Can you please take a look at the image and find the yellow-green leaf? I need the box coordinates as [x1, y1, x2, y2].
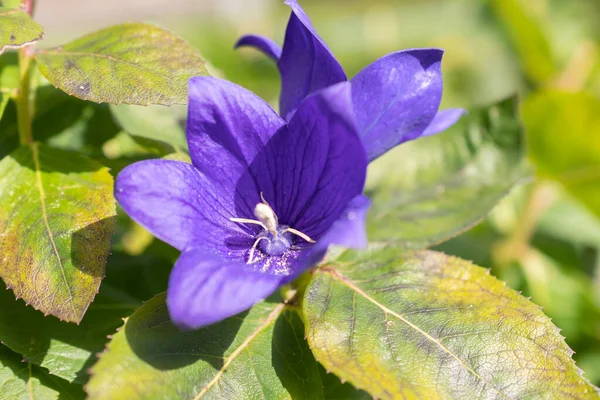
[491, 0, 555, 84]
[35, 23, 208, 105]
[303, 248, 599, 399]
[0, 143, 116, 323]
[0, 7, 43, 54]
[0, 91, 8, 117]
[523, 90, 600, 218]
[0, 52, 17, 121]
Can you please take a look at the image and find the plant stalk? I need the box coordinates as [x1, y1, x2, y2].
[492, 181, 557, 266]
[16, 47, 34, 145]
[21, 0, 34, 15]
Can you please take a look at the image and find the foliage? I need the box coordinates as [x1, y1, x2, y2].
[0, 0, 598, 399]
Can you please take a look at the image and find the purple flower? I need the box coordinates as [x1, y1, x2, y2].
[236, 0, 465, 161]
[115, 77, 369, 329]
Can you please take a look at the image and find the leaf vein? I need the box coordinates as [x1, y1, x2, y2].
[31, 143, 76, 318]
[193, 303, 285, 399]
[321, 267, 512, 400]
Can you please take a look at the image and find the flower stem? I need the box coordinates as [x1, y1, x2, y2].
[21, 0, 34, 15]
[492, 181, 557, 266]
[16, 46, 34, 145]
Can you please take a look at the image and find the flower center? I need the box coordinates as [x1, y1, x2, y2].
[230, 193, 315, 264]
[257, 225, 293, 256]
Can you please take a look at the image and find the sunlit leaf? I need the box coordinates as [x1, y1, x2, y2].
[35, 23, 208, 105]
[0, 52, 19, 89]
[523, 90, 600, 219]
[365, 96, 528, 249]
[303, 248, 599, 399]
[0, 242, 177, 384]
[86, 294, 324, 399]
[0, 91, 8, 117]
[0, 7, 43, 54]
[0, 52, 18, 139]
[0, 346, 85, 400]
[0, 143, 116, 323]
[0, 1, 21, 8]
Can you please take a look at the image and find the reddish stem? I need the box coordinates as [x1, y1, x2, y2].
[21, 0, 34, 16]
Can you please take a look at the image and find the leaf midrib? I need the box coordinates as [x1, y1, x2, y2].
[320, 267, 511, 400]
[193, 303, 286, 399]
[27, 363, 34, 400]
[31, 143, 76, 320]
[36, 50, 166, 76]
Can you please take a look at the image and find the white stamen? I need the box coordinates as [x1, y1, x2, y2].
[229, 217, 266, 229]
[282, 227, 316, 243]
[254, 203, 278, 236]
[248, 236, 268, 264]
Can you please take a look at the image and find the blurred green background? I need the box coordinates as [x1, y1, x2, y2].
[35, 0, 600, 385]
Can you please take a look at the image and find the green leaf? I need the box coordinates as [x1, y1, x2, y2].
[0, 52, 19, 90]
[37, 98, 121, 155]
[365, 97, 528, 249]
[522, 91, 600, 218]
[303, 248, 599, 399]
[0, 52, 18, 123]
[87, 294, 325, 400]
[0, 243, 176, 384]
[0, 1, 21, 8]
[0, 143, 116, 323]
[0, 7, 43, 54]
[537, 194, 600, 246]
[1, 58, 103, 159]
[0, 346, 85, 400]
[35, 23, 208, 105]
[0, 278, 139, 383]
[490, 0, 555, 84]
[110, 103, 188, 153]
[0, 90, 8, 117]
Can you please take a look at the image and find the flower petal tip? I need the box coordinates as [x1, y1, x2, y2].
[422, 108, 467, 137]
[234, 34, 282, 61]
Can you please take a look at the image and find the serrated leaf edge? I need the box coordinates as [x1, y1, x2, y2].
[0, 8, 44, 55]
[314, 265, 511, 400]
[308, 251, 600, 398]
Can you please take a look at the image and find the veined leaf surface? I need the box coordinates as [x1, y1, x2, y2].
[0, 143, 116, 323]
[303, 248, 599, 399]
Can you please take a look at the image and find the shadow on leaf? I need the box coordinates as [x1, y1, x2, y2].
[71, 216, 116, 279]
[125, 293, 245, 371]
